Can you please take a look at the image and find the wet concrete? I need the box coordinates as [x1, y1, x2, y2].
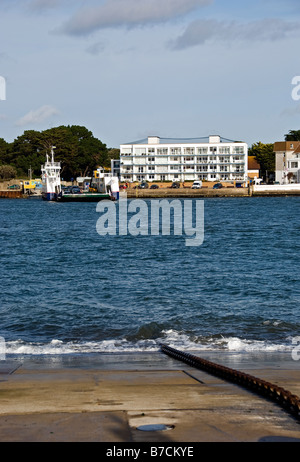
[0, 352, 299, 442]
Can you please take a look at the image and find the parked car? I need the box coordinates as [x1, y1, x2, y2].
[139, 182, 149, 189]
[192, 181, 202, 189]
[8, 184, 20, 189]
[213, 183, 223, 189]
[62, 187, 72, 194]
[70, 186, 81, 194]
[150, 184, 159, 189]
[170, 182, 180, 188]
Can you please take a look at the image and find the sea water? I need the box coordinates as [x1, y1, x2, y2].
[0, 196, 299, 358]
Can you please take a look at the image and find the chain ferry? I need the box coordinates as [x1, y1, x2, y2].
[41, 147, 119, 202]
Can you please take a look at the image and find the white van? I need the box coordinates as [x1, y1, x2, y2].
[192, 180, 202, 189]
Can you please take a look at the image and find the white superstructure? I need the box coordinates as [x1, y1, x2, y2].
[91, 167, 119, 200]
[120, 135, 248, 183]
[41, 146, 61, 201]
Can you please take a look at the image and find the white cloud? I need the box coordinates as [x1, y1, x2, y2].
[16, 105, 59, 126]
[171, 18, 300, 50]
[60, 0, 212, 36]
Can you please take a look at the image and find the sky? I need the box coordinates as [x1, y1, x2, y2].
[1, 0, 300, 148]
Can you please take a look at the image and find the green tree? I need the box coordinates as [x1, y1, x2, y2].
[285, 130, 300, 141]
[5, 125, 109, 180]
[0, 137, 10, 165]
[9, 130, 46, 177]
[42, 125, 108, 179]
[107, 148, 120, 162]
[0, 164, 17, 179]
[248, 142, 275, 179]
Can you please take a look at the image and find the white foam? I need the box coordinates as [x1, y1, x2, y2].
[5, 331, 294, 356]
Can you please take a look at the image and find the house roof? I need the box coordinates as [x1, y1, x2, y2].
[292, 144, 300, 154]
[248, 156, 260, 170]
[274, 141, 300, 152]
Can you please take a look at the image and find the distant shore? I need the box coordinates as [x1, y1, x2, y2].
[1, 185, 300, 200]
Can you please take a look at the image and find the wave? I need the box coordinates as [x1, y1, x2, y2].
[4, 329, 297, 356]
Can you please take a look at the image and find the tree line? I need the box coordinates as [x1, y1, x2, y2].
[0, 125, 119, 180]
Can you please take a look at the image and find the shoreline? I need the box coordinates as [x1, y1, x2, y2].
[1, 189, 300, 200]
[1, 351, 299, 442]
[126, 188, 300, 198]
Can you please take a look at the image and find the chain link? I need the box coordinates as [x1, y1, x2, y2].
[160, 344, 300, 421]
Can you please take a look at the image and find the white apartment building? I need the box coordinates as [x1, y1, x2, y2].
[274, 141, 300, 184]
[120, 135, 248, 183]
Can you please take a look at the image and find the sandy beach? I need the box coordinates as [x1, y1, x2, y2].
[0, 351, 299, 443]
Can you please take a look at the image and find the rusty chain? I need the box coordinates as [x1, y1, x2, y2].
[160, 343, 300, 421]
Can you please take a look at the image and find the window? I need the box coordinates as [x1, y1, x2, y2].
[219, 147, 230, 154]
[291, 162, 298, 168]
[138, 167, 144, 173]
[157, 148, 168, 155]
[122, 148, 132, 156]
[233, 146, 244, 154]
[235, 166, 244, 173]
[148, 165, 155, 171]
[219, 156, 230, 163]
[135, 148, 147, 155]
[184, 148, 195, 155]
[233, 156, 243, 163]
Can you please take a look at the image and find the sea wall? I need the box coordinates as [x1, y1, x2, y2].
[0, 190, 24, 198]
[252, 184, 300, 196]
[126, 187, 250, 198]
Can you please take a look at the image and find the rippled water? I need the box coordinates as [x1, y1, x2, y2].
[0, 196, 299, 356]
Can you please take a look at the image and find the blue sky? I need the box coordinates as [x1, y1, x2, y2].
[1, 0, 300, 148]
